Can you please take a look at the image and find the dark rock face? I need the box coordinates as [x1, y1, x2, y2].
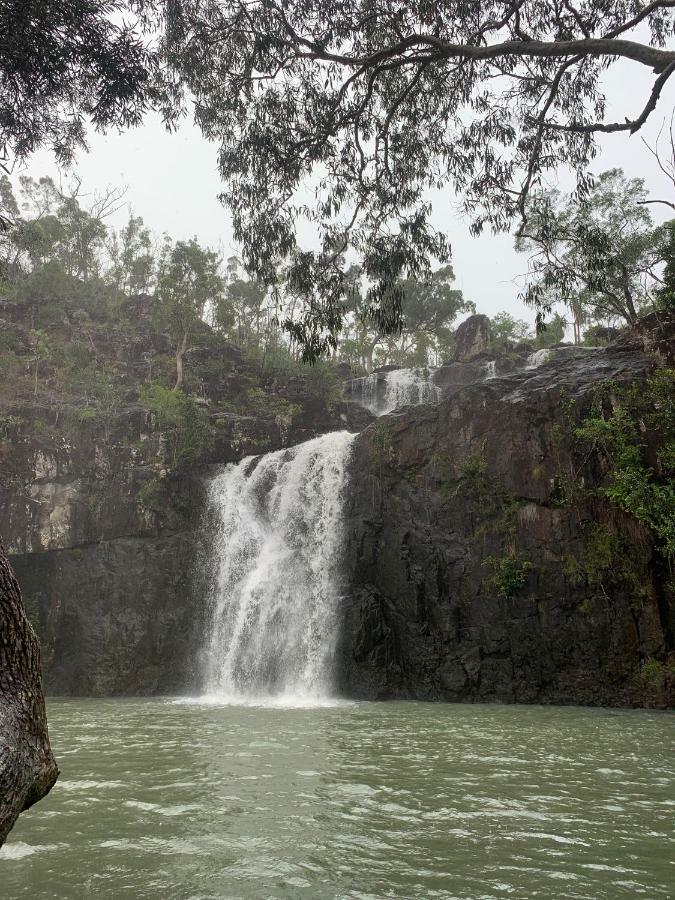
[339, 345, 673, 707]
[11, 534, 203, 696]
[453, 314, 491, 361]
[0, 331, 360, 695]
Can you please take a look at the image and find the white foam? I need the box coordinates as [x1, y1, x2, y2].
[526, 349, 552, 369]
[201, 431, 356, 704]
[174, 693, 355, 710]
[349, 367, 441, 416]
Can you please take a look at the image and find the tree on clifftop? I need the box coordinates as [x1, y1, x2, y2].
[517, 169, 673, 332]
[160, 1, 675, 358]
[156, 239, 224, 391]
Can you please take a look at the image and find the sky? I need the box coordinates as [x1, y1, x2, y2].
[24, 55, 675, 327]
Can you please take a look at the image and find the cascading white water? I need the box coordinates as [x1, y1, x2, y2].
[526, 349, 553, 369]
[202, 430, 356, 705]
[483, 360, 497, 380]
[349, 367, 441, 416]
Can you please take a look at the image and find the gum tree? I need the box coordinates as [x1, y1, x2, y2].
[160, 0, 675, 358]
[517, 169, 671, 331]
[156, 239, 224, 390]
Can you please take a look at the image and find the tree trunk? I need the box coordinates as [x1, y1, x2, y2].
[0, 542, 58, 846]
[173, 332, 189, 392]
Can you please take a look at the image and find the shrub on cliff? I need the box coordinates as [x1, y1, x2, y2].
[139, 382, 213, 469]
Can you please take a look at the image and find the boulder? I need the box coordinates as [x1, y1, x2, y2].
[454, 314, 491, 361]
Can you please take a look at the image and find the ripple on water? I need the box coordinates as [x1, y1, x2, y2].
[2, 699, 673, 899]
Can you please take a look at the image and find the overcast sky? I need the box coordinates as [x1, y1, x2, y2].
[24, 57, 675, 327]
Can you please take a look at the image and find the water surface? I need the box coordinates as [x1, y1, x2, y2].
[2, 699, 673, 898]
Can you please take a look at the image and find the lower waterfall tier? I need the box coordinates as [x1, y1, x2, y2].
[202, 431, 356, 702]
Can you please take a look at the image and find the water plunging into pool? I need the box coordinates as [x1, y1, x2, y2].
[202, 430, 356, 705]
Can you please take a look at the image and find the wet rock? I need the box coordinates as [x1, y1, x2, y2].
[339, 342, 672, 708]
[453, 314, 491, 361]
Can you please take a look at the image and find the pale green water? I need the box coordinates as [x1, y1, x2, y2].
[1, 699, 673, 899]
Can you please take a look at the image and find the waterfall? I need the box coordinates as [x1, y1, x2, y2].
[483, 360, 497, 380]
[202, 431, 356, 705]
[347, 367, 441, 416]
[526, 349, 552, 369]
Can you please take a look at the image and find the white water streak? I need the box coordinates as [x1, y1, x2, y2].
[483, 360, 497, 380]
[350, 367, 441, 416]
[203, 431, 356, 704]
[526, 349, 553, 369]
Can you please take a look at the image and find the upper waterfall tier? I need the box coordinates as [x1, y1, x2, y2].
[346, 367, 441, 416]
[202, 430, 356, 704]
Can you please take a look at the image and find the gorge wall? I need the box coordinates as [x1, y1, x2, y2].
[0, 313, 368, 695]
[1, 312, 673, 706]
[339, 342, 673, 707]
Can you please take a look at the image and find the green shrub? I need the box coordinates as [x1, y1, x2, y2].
[0, 414, 23, 437]
[575, 370, 675, 559]
[138, 477, 164, 511]
[139, 382, 213, 468]
[486, 554, 534, 599]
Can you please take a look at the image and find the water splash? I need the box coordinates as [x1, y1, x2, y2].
[526, 349, 553, 369]
[347, 367, 441, 416]
[202, 431, 356, 704]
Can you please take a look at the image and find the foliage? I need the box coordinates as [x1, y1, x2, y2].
[518, 170, 669, 331]
[457, 449, 491, 497]
[655, 219, 675, 311]
[533, 313, 566, 348]
[575, 370, 675, 559]
[139, 382, 213, 468]
[580, 524, 622, 587]
[337, 263, 472, 370]
[156, 238, 224, 390]
[486, 554, 533, 599]
[160, 1, 675, 359]
[107, 214, 155, 295]
[137, 477, 165, 511]
[221, 256, 267, 345]
[0, 175, 127, 326]
[0, 0, 157, 226]
[0, 414, 23, 437]
[640, 657, 675, 686]
[245, 389, 300, 422]
[490, 312, 533, 354]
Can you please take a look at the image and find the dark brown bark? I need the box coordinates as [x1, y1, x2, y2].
[0, 541, 58, 847]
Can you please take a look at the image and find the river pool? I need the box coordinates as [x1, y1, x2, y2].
[1, 698, 673, 898]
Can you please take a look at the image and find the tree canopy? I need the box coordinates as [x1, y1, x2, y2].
[0, 0, 156, 190]
[517, 168, 673, 330]
[159, 0, 675, 357]
[3, 2, 673, 358]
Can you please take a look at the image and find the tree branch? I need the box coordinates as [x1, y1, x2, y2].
[542, 61, 675, 134]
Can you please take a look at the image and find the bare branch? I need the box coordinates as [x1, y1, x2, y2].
[542, 61, 675, 134]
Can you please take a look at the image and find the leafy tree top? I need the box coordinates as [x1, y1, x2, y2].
[160, 0, 675, 357]
[517, 168, 670, 326]
[0, 0, 157, 230]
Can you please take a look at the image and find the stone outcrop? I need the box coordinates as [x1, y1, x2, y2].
[453, 314, 491, 361]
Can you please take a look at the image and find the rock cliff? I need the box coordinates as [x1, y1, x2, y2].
[339, 336, 674, 707]
[2, 309, 673, 706]
[1, 315, 368, 694]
